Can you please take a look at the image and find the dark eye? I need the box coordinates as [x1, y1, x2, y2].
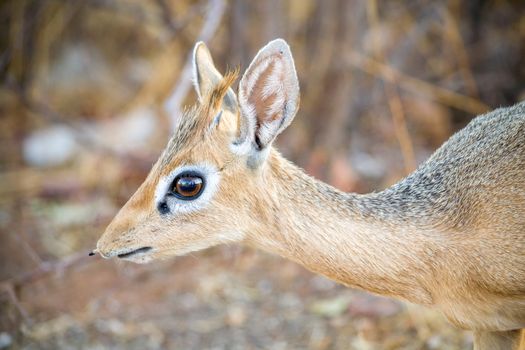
[171, 173, 204, 200]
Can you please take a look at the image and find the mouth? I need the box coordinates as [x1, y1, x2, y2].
[117, 246, 153, 259]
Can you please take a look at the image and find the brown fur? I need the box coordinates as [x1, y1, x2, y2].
[207, 69, 239, 112]
[96, 40, 524, 349]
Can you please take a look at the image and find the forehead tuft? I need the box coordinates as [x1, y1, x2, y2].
[160, 70, 239, 167]
[207, 69, 239, 109]
[160, 105, 206, 166]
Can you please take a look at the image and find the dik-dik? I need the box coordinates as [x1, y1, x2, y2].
[95, 39, 525, 349]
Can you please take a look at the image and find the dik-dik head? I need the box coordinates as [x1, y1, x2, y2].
[96, 39, 300, 262]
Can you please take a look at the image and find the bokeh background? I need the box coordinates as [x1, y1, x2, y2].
[1, 0, 524, 349]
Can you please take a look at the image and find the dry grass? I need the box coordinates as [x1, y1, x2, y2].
[1, 0, 524, 349]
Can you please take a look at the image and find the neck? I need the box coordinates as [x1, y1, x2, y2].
[246, 151, 437, 305]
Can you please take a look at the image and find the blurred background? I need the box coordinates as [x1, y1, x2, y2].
[1, 0, 524, 349]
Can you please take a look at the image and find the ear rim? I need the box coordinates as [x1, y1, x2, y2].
[192, 41, 213, 101]
[192, 41, 239, 113]
[236, 38, 300, 153]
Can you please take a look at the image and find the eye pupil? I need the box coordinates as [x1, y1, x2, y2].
[173, 175, 203, 199]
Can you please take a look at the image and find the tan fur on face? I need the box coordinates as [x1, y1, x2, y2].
[97, 71, 248, 260]
[96, 40, 525, 349]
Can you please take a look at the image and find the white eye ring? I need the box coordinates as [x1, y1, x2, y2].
[155, 163, 220, 215]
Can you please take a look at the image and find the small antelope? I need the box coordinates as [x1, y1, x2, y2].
[95, 39, 525, 349]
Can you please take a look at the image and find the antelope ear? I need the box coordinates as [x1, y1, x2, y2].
[192, 42, 237, 112]
[236, 39, 300, 153]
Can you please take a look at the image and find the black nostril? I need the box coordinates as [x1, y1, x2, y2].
[117, 247, 152, 258]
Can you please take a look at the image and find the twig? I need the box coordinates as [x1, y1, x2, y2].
[346, 51, 490, 115]
[0, 252, 93, 289]
[8, 81, 149, 165]
[155, 0, 198, 34]
[366, 0, 416, 174]
[85, 0, 200, 37]
[20, 93, 121, 156]
[385, 84, 416, 173]
[442, 5, 479, 98]
[0, 48, 11, 75]
[11, 226, 43, 265]
[0, 168, 72, 197]
[164, 0, 226, 129]
[0, 252, 94, 324]
[0, 283, 32, 325]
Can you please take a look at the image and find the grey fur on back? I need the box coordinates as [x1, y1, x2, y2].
[363, 101, 525, 230]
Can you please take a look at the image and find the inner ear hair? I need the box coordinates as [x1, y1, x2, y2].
[237, 39, 300, 153]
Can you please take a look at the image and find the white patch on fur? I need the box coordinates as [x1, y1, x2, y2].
[208, 110, 223, 131]
[118, 249, 156, 264]
[230, 137, 253, 156]
[155, 163, 220, 215]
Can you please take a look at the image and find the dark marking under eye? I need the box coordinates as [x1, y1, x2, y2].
[157, 201, 170, 215]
